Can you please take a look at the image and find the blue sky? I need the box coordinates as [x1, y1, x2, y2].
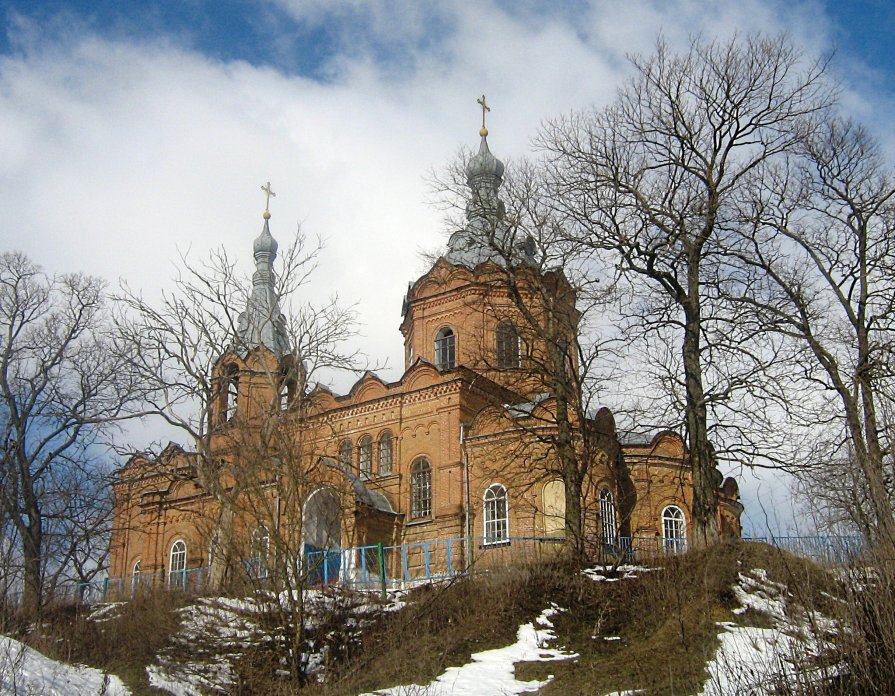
[5, 1, 894, 86]
[1, 0, 892, 535]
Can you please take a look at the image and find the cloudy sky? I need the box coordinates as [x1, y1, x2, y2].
[1, 0, 892, 535]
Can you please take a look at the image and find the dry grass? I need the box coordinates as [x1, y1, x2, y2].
[308, 561, 570, 696]
[7, 541, 895, 695]
[820, 550, 895, 696]
[13, 590, 190, 695]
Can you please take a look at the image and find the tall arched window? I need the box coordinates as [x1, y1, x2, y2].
[435, 327, 456, 370]
[378, 431, 393, 476]
[358, 435, 373, 478]
[168, 540, 187, 588]
[484, 484, 509, 545]
[662, 505, 687, 554]
[599, 488, 618, 545]
[131, 560, 142, 592]
[410, 458, 432, 518]
[542, 480, 566, 537]
[339, 439, 353, 469]
[496, 321, 521, 369]
[251, 526, 270, 578]
[224, 363, 239, 421]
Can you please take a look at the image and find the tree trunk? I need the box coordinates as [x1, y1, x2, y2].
[21, 514, 42, 617]
[551, 341, 586, 562]
[682, 269, 719, 548]
[208, 504, 235, 591]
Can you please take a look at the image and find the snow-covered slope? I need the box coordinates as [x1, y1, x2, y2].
[0, 635, 130, 696]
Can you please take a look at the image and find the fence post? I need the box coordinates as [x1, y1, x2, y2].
[378, 542, 387, 601]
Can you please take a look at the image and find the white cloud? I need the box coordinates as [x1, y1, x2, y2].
[0, 0, 889, 526]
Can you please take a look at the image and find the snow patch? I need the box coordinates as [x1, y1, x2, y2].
[147, 587, 399, 693]
[582, 565, 654, 582]
[699, 568, 839, 696]
[0, 634, 130, 696]
[361, 603, 577, 696]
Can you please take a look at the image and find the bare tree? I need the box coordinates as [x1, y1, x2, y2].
[113, 223, 370, 590]
[432, 141, 627, 560]
[730, 117, 895, 550]
[0, 252, 143, 615]
[539, 35, 834, 544]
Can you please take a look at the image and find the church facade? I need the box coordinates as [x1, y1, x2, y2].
[108, 126, 742, 589]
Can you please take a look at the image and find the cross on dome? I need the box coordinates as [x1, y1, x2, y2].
[261, 181, 276, 220]
[477, 94, 490, 136]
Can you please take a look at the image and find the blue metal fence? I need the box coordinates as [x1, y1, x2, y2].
[3, 533, 867, 607]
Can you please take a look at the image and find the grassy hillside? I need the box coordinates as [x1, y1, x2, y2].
[2, 541, 884, 695]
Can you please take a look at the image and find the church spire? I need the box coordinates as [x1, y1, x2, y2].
[235, 183, 291, 357]
[445, 95, 534, 267]
[464, 94, 505, 223]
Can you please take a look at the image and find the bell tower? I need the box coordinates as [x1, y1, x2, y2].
[400, 98, 578, 400]
[213, 183, 299, 425]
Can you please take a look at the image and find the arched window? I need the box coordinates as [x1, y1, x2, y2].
[224, 363, 239, 421]
[131, 560, 141, 592]
[484, 484, 509, 545]
[168, 540, 187, 588]
[600, 488, 618, 545]
[542, 480, 566, 537]
[339, 439, 353, 469]
[496, 321, 521, 369]
[410, 458, 432, 518]
[435, 327, 456, 370]
[378, 431, 393, 476]
[251, 526, 270, 578]
[662, 505, 687, 554]
[358, 435, 373, 478]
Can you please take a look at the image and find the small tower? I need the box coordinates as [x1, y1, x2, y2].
[236, 182, 290, 357]
[401, 97, 572, 399]
[216, 183, 297, 425]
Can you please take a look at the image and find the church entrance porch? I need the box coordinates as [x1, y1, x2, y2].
[303, 487, 342, 585]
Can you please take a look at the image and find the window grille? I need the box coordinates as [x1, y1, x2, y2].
[484, 484, 509, 544]
[378, 432, 393, 475]
[358, 436, 373, 478]
[600, 488, 618, 545]
[339, 439, 353, 468]
[496, 321, 521, 368]
[435, 328, 456, 370]
[411, 458, 432, 518]
[662, 505, 687, 553]
[168, 540, 187, 587]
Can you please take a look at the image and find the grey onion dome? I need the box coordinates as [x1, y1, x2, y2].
[236, 211, 291, 357]
[466, 133, 505, 185]
[443, 123, 537, 269]
[253, 220, 279, 258]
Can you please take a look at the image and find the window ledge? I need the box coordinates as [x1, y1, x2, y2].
[405, 518, 433, 527]
[481, 540, 511, 549]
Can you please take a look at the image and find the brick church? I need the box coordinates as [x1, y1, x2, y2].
[109, 120, 742, 588]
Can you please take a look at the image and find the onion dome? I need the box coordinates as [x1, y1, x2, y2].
[466, 130, 505, 186]
[235, 186, 291, 357]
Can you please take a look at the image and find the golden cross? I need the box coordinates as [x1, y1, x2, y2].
[261, 181, 276, 213]
[477, 94, 490, 131]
